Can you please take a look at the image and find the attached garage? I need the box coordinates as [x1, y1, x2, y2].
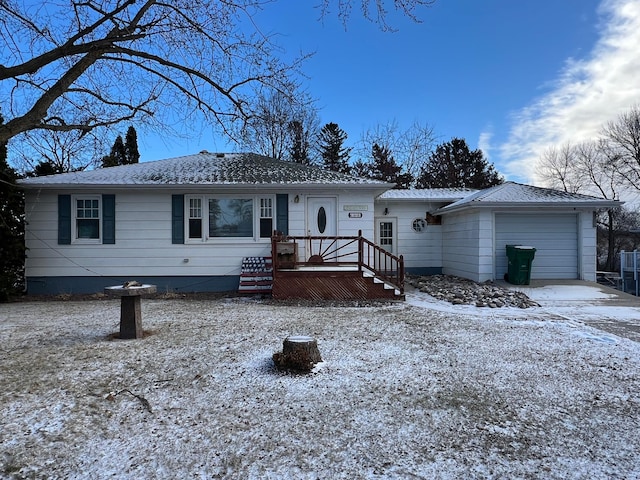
[495, 213, 578, 280]
[436, 182, 620, 283]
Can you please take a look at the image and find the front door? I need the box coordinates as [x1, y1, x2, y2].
[307, 197, 337, 260]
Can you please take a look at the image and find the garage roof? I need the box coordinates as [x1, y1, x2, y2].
[377, 188, 477, 202]
[436, 182, 621, 214]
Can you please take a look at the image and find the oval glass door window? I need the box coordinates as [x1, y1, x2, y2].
[317, 206, 327, 233]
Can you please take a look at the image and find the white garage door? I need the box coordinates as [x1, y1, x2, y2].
[495, 213, 578, 280]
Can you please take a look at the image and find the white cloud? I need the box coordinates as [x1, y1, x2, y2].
[478, 130, 493, 161]
[498, 0, 640, 184]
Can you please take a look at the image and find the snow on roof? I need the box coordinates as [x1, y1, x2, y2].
[18, 152, 391, 188]
[437, 182, 621, 212]
[377, 188, 478, 201]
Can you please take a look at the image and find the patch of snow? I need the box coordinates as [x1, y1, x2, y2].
[439, 182, 618, 212]
[1, 296, 639, 479]
[285, 335, 314, 343]
[514, 285, 616, 301]
[377, 188, 477, 201]
[18, 152, 387, 187]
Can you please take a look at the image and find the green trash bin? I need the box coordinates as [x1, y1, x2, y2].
[505, 245, 536, 285]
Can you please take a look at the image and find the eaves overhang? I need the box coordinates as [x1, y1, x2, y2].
[436, 199, 623, 215]
[18, 181, 394, 195]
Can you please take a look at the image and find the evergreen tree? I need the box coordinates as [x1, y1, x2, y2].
[317, 122, 352, 174]
[351, 158, 373, 179]
[102, 126, 140, 167]
[416, 137, 503, 189]
[101, 135, 127, 167]
[288, 120, 312, 165]
[124, 126, 140, 164]
[369, 143, 413, 189]
[27, 161, 66, 177]
[0, 113, 26, 300]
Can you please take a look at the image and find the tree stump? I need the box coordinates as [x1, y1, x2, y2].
[273, 336, 322, 372]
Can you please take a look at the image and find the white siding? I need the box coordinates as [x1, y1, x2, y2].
[337, 192, 376, 263]
[338, 192, 376, 239]
[495, 213, 578, 280]
[24, 188, 376, 279]
[25, 191, 271, 278]
[373, 201, 444, 271]
[441, 210, 490, 282]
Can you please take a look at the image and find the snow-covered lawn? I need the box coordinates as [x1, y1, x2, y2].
[1, 293, 639, 479]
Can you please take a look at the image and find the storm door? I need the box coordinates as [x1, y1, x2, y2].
[375, 217, 396, 255]
[374, 217, 397, 272]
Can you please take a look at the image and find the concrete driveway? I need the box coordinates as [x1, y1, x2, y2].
[501, 280, 640, 343]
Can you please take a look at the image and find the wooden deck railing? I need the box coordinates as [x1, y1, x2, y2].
[358, 236, 405, 294]
[272, 230, 404, 294]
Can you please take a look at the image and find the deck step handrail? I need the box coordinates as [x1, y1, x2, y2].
[272, 230, 404, 294]
[359, 236, 405, 294]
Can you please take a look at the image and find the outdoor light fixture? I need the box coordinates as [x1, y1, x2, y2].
[384, 207, 389, 215]
[294, 195, 300, 203]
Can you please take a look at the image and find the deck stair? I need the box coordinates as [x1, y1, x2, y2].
[365, 270, 403, 297]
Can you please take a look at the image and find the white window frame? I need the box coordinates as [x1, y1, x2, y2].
[72, 195, 102, 244]
[184, 194, 276, 243]
[259, 197, 274, 238]
[188, 197, 203, 240]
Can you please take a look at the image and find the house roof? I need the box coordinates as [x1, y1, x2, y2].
[377, 188, 478, 202]
[18, 152, 392, 190]
[436, 181, 621, 214]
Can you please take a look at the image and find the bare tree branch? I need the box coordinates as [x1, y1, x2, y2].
[0, 1, 308, 143]
[0, 0, 145, 79]
[2, 46, 113, 138]
[602, 104, 640, 191]
[0, 0, 433, 146]
[319, 0, 435, 31]
[536, 143, 583, 193]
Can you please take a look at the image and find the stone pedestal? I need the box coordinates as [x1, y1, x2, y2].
[104, 284, 157, 339]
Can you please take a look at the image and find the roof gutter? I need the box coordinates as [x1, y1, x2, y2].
[18, 182, 393, 193]
[436, 200, 623, 215]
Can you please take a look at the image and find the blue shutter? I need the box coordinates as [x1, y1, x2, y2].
[172, 194, 185, 244]
[276, 194, 288, 235]
[102, 194, 115, 244]
[58, 195, 71, 244]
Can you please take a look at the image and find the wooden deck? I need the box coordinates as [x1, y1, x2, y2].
[272, 267, 403, 301]
[271, 269, 404, 300]
[269, 232, 405, 301]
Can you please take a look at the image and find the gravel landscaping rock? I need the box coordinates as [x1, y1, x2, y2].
[407, 274, 540, 309]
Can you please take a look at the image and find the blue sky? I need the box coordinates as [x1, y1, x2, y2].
[141, 0, 640, 185]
